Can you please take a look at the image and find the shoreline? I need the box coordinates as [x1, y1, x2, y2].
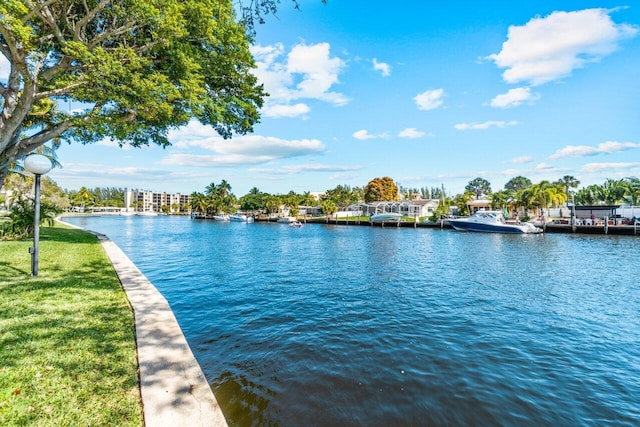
[58, 219, 228, 426]
[251, 216, 640, 236]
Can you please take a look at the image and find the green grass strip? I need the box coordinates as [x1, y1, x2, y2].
[0, 224, 142, 426]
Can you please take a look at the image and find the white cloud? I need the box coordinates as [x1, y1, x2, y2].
[510, 155, 534, 164]
[250, 42, 349, 118]
[581, 162, 640, 173]
[160, 122, 326, 167]
[535, 163, 554, 171]
[487, 8, 638, 86]
[352, 129, 378, 140]
[372, 58, 391, 77]
[549, 141, 640, 159]
[490, 87, 541, 108]
[263, 103, 311, 118]
[249, 164, 363, 175]
[398, 128, 426, 139]
[58, 163, 168, 178]
[454, 120, 517, 130]
[414, 88, 445, 110]
[95, 138, 133, 150]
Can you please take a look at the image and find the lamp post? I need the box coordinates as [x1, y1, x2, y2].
[24, 154, 53, 276]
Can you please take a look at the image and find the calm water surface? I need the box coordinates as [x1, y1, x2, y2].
[64, 216, 640, 426]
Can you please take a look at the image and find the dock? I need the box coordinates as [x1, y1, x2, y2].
[251, 216, 640, 236]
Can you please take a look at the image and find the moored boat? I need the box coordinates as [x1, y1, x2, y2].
[448, 210, 542, 234]
[229, 213, 254, 222]
[370, 212, 402, 222]
[277, 217, 297, 224]
[212, 215, 229, 222]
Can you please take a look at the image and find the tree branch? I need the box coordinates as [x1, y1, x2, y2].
[15, 120, 75, 158]
[35, 2, 68, 46]
[35, 82, 87, 99]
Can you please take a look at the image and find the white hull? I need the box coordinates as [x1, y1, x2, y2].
[229, 214, 254, 222]
[449, 211, 542, 234]
[277, 217, 297, 224]
[370, 213, 402, 222]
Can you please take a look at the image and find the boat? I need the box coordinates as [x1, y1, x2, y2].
[370, 212, 402, 222]
[277, 217, 297, 224]
[212, 215, 229, 222]
[289, 221, 303, 228]
[229, 213, 254, 223]
[448, 210, 542, 234]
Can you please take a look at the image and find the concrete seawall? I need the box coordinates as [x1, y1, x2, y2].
[59, 220, 227, 426]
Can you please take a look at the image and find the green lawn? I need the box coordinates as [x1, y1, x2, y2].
[0, 224, 142, 426]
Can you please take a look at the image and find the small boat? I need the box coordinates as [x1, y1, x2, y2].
[448, 210, 542, 234]
[289, 221, 303, 228]
[277, 217, 297, 224]
[212, 215, 229, 222]
[229, 213, 254, 222]
[370, 212, 402, 222]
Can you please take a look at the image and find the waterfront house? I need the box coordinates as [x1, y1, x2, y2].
[345, 199, 439, 218]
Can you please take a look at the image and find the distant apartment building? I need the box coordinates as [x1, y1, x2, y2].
[124, 188, 191, 214]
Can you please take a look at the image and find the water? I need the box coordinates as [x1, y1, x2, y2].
[64, 216, 640, 426]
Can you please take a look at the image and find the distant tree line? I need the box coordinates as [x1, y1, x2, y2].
[2, 170, 639, 221]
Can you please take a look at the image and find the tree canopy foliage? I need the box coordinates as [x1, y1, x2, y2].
[0, 0, 267, 187]
[364, 177, 398, 202]
[465, 177, 492, 200]
[504, 176, 532, 193]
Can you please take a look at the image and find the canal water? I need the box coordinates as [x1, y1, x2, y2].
[64, 215, 639, 426]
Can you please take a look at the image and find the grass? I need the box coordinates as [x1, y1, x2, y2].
[0, 224, 142, 426]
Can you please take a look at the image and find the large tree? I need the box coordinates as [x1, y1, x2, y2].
[0, 0, 268, 187]
[504, 176, 532, 193]
[465, 177, 492, 200]
[364, 176, 398, 202]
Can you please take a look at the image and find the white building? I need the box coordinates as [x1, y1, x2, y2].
[125, 189, 191, 213]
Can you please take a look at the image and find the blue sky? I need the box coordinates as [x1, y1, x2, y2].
[5, 1, 640, 197]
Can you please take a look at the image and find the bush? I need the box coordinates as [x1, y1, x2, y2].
[0, 198, 61, 240]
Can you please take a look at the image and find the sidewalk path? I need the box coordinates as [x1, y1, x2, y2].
[95, 232, 228, 426]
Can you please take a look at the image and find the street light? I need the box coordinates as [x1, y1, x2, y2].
[24, 154, 53, 276]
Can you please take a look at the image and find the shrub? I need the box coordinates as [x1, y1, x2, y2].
[0, 198, 61, 240]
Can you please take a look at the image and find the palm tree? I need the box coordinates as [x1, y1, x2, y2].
[190, 192, 207, 214]
[522, 181, 567, 218]
[320, 199, 337, 221]
[264, 195, 281, 216]
[555, 175, 580, 205]
[623, 177, 640, 205]
[205, 182, 217, 196]
[453, 191, 474, 216]
[490, 190, 510, 210]
[601, 178, 627, 204]
[75, 186, 94, 210]
[575, 185, 602, 205]
[217, 180, 232, 198]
